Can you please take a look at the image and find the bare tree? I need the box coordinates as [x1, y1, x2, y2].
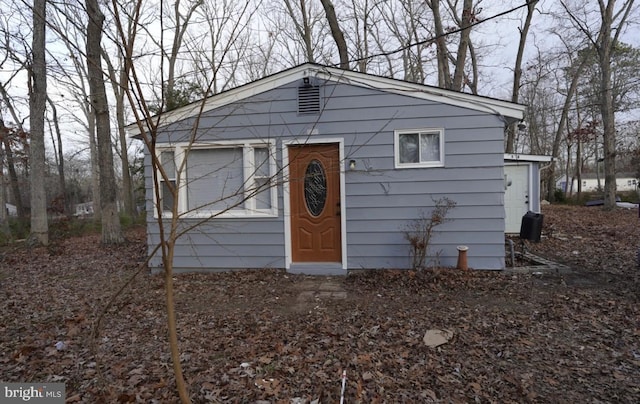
[104, 50, 136, 218]
[505, 0, 538, 153]
[107, 1, 192, 400]
[374, 0, 433, 81]
[0, 88, 27, 219]
[29, 0, 48, 246]
[46, 95, 70, 216]
[165, 0, 203, 110]
[319, 0, 350, 69]
[547, 54, 589, 202]
[426, 0, 482, 91]
[450, 0, 473, 91]
[520, 48, 558, 157]
[188, 0, 258, 94]
[86, 0, 123, 243]
[427, 0, 452, 88]
[0, 143, 7, 236]
[48, 4, 102, 219]
[0, 17, 29, 222]
[560, 0, 637, 209]
[268, 0, 330, 67]
[284, 0, 316, 63]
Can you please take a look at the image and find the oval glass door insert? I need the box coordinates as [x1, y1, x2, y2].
[304, 159, 327, 216]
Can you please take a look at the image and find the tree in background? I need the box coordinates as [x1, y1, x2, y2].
[560, 0, 636, 210]
[426, 0, 480, 93]
[320, 0, 350, 69]
[49, 4, 103, 220]
[86, 0, 123, 244]
[505, 0, 538, 153]
[0, 119, 27, 220]
[29, 0, 48, 246]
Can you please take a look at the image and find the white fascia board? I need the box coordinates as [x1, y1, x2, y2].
[504, 153, 553, 163]
[313, 66, 526, 121]
[127, 63, 526, 138]
[126, 65, 313, 138]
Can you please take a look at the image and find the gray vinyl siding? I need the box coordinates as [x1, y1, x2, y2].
[146, 78, 509, 271]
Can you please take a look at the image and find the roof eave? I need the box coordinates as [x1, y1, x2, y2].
[504, 153, 553, 163]
[127, 63, 527, 138]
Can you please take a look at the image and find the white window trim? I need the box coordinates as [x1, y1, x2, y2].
[154, 139, 278, 219]
[157, 149, 178, 214]
[394, 128, 445, 168]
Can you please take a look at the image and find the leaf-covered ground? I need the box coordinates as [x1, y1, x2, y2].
[1, 204, 639, 403]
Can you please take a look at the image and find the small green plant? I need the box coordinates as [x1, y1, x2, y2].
[403, 197, 456, 270]
[0, 218, 30, 245]
[553, 188, 566, 203]
[49, 217, 101, 239]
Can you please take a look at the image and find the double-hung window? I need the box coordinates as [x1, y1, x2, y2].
[159, 151, 177, 212]
[394, 128, 444, 168]
[156, 141, 277, 218]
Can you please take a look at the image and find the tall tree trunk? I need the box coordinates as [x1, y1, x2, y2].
[284, 0, 315, 63]
[104, 52, 135, 217]
[1, 134, 26, 219]
[428, 0, 452, 88]
[598, 0, 616, 210]
[166, 0, 203, 111]
[0, 142, 9, 236]
[47, 96, 70, 217]
[506, 0, 538, 153]
[467, 40, 478, 94]
[319, 0, 349, 69]
[561, 0, 635, 208]
[88, 105, 102, 220]
[116, 78, 135, 218]
[451, 0, 473, 91]
[29, 0, 48, 246]
[546, 58, 587, 202]
[576, 133, 583, 199]
[86, 0, 123, 244]
[0, 90, 27, 219]
[299, 0, 314, 63]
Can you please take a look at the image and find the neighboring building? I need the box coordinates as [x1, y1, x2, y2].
[130, 63, 531, 273]
[556, 173, 638, 193]
[5, 203, 17, 217]
[73, 202, 94, 217]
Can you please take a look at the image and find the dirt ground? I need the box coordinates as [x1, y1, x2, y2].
[0, 204, 639, 403]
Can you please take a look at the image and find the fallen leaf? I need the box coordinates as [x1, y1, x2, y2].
[423, 329, 454, 347]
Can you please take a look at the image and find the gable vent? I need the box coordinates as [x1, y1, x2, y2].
[298, 85, 321, 114]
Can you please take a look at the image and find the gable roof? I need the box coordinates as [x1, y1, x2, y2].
[127, 63, 526, 138]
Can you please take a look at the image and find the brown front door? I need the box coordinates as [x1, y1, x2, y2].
[289, 144, 342, 263]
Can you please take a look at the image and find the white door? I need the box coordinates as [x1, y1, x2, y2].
[504, 165, 530, 233]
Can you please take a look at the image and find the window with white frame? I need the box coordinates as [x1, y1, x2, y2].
[156, 141, 277, 217]
[394, 128, 444, 168]
[159, 151, 176, 212]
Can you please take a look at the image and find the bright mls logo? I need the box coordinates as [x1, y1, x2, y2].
[1, 383, 65, 403]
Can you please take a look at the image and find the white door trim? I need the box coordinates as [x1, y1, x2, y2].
[283, 138, 347, 270]
[504, 163, 532, 233]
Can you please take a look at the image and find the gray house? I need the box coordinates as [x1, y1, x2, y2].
[133, 63, 529, 274]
